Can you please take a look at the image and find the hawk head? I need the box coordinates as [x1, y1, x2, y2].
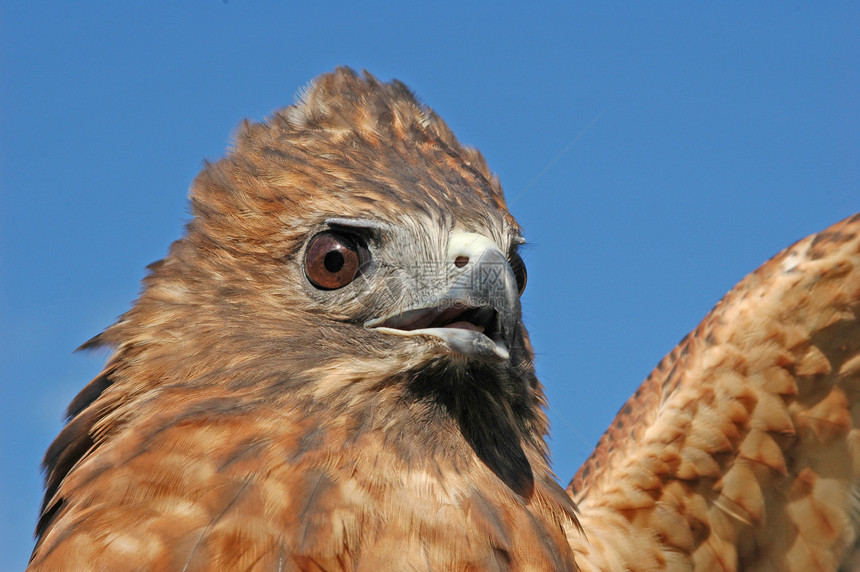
[35, 68, 577, 570]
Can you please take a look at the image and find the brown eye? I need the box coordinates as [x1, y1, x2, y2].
[304, 232, 369, 290]
[509, 251, 527, 296]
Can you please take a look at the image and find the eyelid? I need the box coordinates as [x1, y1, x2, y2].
[324, 217, 391, 234]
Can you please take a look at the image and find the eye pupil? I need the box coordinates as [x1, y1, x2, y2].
[324, 251, 345, 273]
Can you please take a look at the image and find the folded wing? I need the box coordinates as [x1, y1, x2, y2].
[567, 213, 860, 571]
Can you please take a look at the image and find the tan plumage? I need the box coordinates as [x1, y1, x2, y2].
[28, 68, 859, 571]
[567, 214, 860, 571]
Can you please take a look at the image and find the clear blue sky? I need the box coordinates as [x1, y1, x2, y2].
[1, 3, 857, 568]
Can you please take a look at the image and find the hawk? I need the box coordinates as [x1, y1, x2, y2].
[29, 68, 860, 571]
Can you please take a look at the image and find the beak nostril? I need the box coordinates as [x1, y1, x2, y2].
[454, 256, 469, 268]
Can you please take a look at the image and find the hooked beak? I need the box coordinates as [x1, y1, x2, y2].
[365, 233, 520, 361]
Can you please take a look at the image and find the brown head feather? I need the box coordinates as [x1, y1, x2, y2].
[31, 68, 578, 571]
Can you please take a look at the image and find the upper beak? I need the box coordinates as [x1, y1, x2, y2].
[365, 232, 520, 361]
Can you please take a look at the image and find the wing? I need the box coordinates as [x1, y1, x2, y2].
[566, 213, 860, 571]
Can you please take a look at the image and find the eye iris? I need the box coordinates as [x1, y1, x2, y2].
[510, 252, 527, 296]
[324, 250, 345, 273]
[304, 231, 369, 290]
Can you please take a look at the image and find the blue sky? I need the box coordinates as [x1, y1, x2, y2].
[1, 2, 857, 568]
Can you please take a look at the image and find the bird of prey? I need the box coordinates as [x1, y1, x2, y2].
[29, 68, 859, 571]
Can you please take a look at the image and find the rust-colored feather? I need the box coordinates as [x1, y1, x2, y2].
[29, 68, 577, 572]
[568, 213, 860, 571]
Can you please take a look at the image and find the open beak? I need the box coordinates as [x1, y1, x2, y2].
[365, 233, 520, 361]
